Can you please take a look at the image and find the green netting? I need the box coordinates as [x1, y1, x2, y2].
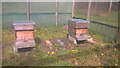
[30, 2, 56, 13]
[2, 2, 72, 28]
[58, 13, 71, 26]
[2, 13, 27, 28]
[88, 22, 118, 42]
[75, 2, 118, 42]
[58, 2, 72, 13]
[2, 2, 27, 13]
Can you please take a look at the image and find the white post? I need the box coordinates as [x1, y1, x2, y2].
[87, 0, 92, 20]
[72, 0, 75, 18]
[55, 0, 58, 26]
[108, 0, 112, 14]
[27, 0, 30, 20]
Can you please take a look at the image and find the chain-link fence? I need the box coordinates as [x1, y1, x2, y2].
[75, 2, 118, 42]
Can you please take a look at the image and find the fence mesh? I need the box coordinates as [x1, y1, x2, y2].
[2, 2, 119, 42]
[2, 2, 72, 28]
[75, 2, 118, 42]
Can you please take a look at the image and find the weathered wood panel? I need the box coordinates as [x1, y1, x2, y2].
[16, 31, 34, 42]
[68, 27, 87, 35]
[76, 29, 87, 34]
[16, 31, 34, 39]
[14, 25, 34, 30]
[15, 40, 35, 48]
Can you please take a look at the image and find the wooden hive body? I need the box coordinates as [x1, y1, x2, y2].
[13, 20, 35, 52]
[68, 19, 89, 41]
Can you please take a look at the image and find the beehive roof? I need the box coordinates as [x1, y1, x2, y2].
[69, 19, 90, 23]
[13, 20, 35, 26]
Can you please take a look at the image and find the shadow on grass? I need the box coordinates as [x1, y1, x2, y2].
[77, 40, 86, 44]
[18, 47, 34, 53]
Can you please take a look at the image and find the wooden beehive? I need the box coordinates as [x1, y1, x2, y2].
[68, 19, 89, 41]
[13, 20, 35, 52]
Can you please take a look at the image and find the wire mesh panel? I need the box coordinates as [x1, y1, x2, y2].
[90, 2, 118, 26]
[88, 21, 118, 42]
[75, 2, 118, 42]
[2, 2, 27, 28]
[2, 2, 72, 28]
[58, 2, 72, 26]
[75, 2, 88, 19]
[89, 2, 118, 42]
[30, 2, 56, 27]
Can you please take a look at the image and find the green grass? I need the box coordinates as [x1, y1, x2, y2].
[35, 26, 68, 40]
[2, 27, 118, 66]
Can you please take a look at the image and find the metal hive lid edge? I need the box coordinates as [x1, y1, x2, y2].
[68, 19, 90, 23]
[13, 20, 35, 26]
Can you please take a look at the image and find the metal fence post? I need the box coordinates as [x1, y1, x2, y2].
[55, 0, 58, 26]
[72, 0, 75, 18]
[26, 0, 30, 20]
[87, 0, 92, 20]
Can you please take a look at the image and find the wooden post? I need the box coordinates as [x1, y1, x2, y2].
[87, 0, 92, 20]
[72, 0, 75, 18]
[117, 28, 120, 44]
[108, 0, 112, 14]
[118, 2, 120, 44]
[55, 0, 58, 26]
[27, 0, 30, 20]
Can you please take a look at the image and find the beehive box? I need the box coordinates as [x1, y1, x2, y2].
[68, 19, 89, 42]
[68, 27, 87, 36]
[13, 20, 35, 52]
